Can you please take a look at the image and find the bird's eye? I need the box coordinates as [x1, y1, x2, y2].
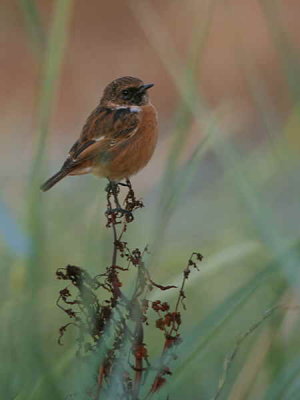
[121, 89, 130, 99]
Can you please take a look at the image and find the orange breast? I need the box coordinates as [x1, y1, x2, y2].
[95, 104, 158, 180]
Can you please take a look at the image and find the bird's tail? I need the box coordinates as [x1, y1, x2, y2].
[40, 169, 69, 192]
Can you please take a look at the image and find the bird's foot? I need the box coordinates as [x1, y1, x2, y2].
[105, 180, 120, 194]
[106, 180, 122, 208]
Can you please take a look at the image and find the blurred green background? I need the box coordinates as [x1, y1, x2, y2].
[2, 0, 300, 399]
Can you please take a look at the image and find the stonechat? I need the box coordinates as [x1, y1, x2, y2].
[40, 76, 158, 191]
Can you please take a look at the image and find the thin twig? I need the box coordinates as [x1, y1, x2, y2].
[56, 180, 200, 399]
[212, 304, 300, 400]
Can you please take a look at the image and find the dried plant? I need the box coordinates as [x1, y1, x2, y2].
[56, 180, 202, 399]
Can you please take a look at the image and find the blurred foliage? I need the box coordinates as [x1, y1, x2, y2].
[1, 1, 300, 399]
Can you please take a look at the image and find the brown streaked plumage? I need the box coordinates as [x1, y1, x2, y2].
[40, 76, 158, 192]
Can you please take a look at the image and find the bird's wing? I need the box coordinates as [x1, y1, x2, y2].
[61, 106, 140, 171]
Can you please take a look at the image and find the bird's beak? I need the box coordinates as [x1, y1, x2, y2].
[138, 83, 154, 93]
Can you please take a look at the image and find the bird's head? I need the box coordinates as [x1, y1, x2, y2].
[101, 76, 154, 107]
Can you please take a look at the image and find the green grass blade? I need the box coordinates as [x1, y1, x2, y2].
[18, 0, 45, 56]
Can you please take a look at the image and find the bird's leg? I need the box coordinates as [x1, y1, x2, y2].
[126, 178, 132, 190]
[117, 179, 133, 208]
[118, 178, 132, 189]
[105, 179, 132, 218]
[116, 178, 134, 212]
[112, 182, 121, 209]
[105, 180, 121, 208]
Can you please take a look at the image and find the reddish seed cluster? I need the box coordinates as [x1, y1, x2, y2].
[155, 312, 181, 331]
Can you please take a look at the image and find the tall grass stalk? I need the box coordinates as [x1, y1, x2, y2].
[129, 0, 218, 261]
[19, 0, 46, 56]
[15, 2, 73, 399]
[27, 0, 73, 284]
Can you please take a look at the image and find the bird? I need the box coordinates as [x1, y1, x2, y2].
[40, 76, 158, 192]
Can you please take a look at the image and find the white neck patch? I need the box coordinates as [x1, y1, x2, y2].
[114, 105, 141, 113]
